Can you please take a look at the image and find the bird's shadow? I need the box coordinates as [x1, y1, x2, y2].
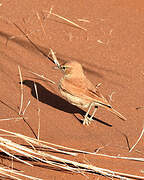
[23, 80, 112, 127]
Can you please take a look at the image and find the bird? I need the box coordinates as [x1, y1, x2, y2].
[58, 61, 126, 125]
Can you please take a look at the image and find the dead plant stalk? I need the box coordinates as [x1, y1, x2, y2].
[18, 66, 23, 115]
[129, 125, 144, 152]
[48, 11, 87, 31]
[34, 83, 41, 140]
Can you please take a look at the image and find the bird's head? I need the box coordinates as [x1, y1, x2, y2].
[60, 61, 84, 78]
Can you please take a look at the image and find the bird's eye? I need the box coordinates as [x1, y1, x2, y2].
[62, 66, 66, 70]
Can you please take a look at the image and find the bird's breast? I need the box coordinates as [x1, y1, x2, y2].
[58, 83, 90, 109]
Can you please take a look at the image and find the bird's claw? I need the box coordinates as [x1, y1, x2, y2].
[83, 117, 94, 125]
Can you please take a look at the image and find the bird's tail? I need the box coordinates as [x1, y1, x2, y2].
[106, 106, 127, 121]
[97, 102, 127, 121]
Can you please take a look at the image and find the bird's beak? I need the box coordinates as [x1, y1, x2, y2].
[53, 65, 62, 70]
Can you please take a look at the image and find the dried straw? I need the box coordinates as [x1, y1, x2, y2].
[18, 66, 23, 115]
[36, 11, 46, 36]
[34, 83, 41, 140]
[0, 129, 143, 179]
[49, 48, 60, 68]
[129, 125, 144, 152]
[0, 117, 24, 121]
[0, 166, 41, 179]
[22, 100, 31, 115]
[28, 70, 56, 84]
[48, 10, 87, 31]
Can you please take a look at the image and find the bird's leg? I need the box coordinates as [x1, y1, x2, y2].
[83, 102, 95, 125]
[89, 106, 98, 121]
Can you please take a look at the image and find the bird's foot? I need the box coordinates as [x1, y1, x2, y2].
[83, 117, 94, 125]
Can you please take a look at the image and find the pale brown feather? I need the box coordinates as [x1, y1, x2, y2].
[59, 61, 126, 121]
[60, 76, 110, 107]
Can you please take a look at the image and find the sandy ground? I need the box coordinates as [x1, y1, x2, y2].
[0, 0, 144, 179]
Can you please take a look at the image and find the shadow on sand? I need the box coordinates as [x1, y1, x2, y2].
[23, 80, 112, 127]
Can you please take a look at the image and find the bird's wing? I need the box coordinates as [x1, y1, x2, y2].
[60, 77, 127, 120]
[60, 77, 110, 106]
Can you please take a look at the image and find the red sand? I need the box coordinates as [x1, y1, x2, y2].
[0, 0, 144, 179]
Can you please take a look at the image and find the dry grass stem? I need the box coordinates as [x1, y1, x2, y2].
[49, 48, 60, 68]
[18, 67, 37, 138]
[77, 18, 90, 23]
[108, 91, 115, 102]
[49, 11, 87, 31]
[94, 153, 144, 162]
[18, 66, 24, 115]
[5, 29, 41, 46]
[136, 106, 144, 110]
[95, 83, 102, 89]
[43, 6, 53, 19]
[34, 83, 41, 140]
[22, 100, 31, 115]
[28, 70, 56, 84]
[109, 29, 113, 35]
[0, 129, 143, 179]
[47, 7, 53, 18]
[0, 117, 24, 121]
[0, 129, 76, 156]
[129, 125, 144, 152]
[97, 40, 104, 44]
[36, 11, 46, 36]
[0, 167, 41, 180]
[0, 145, 32, 166]
[34, 138, 97, 155]
[13, 23, 55, 65]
